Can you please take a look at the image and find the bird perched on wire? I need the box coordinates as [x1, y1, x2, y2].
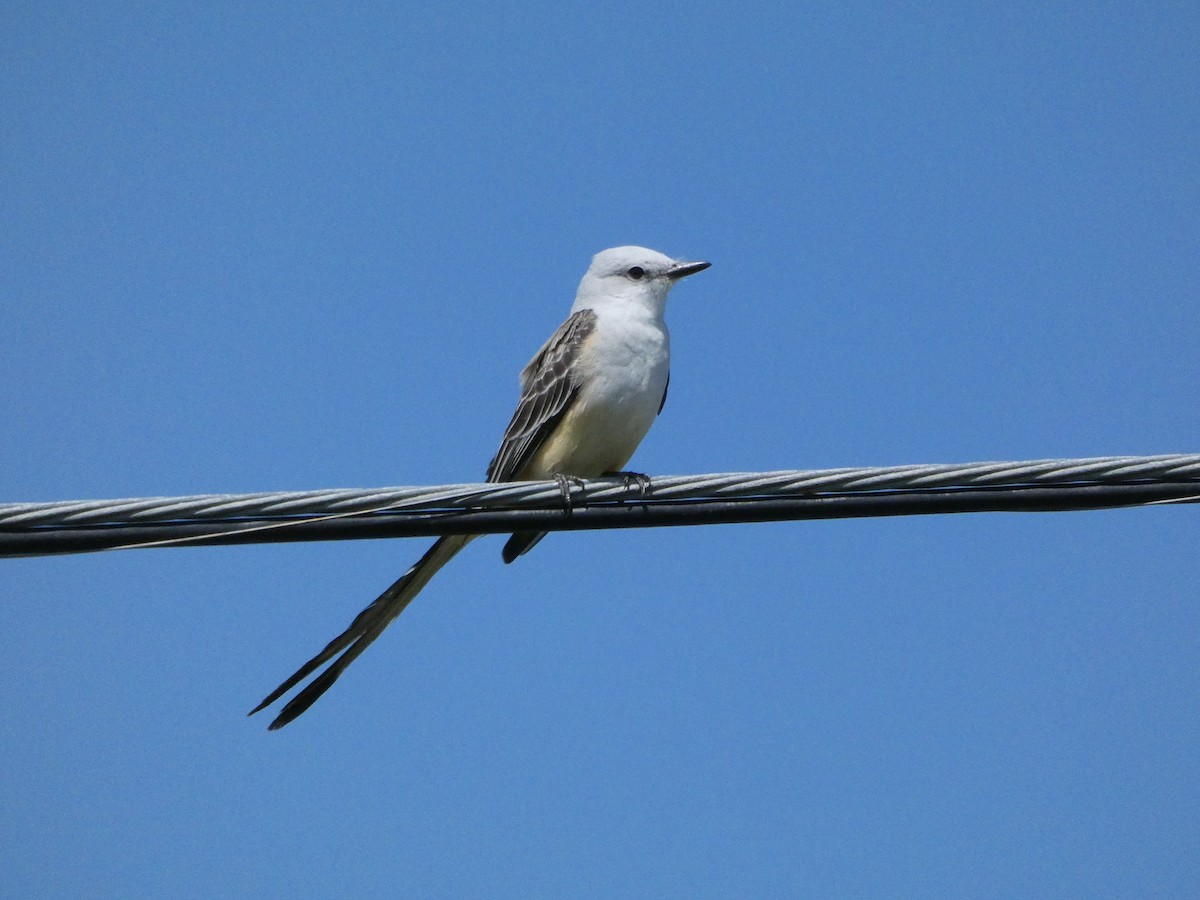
[251, 245, 710, 729]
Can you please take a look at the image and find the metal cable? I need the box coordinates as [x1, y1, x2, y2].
[2, 454, 1197, 558]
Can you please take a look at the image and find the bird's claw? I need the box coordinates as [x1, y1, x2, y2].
[553, 474, 588, 512]
[603, 470, 652, 499]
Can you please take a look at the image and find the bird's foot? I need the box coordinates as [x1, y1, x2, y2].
[553, 474, 588, 512]
[603, 470, 652, 499]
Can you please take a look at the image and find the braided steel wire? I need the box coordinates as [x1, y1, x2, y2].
[1, 455, 1197, 541]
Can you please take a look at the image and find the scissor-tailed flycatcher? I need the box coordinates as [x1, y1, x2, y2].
[251, 246, 710, 729]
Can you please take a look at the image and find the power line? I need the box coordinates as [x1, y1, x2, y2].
[2, 454, 1197, 559]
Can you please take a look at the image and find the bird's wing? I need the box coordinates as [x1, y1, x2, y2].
[485, 308, 597, 483]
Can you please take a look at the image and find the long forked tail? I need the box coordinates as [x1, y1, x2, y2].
[250, 533, 472, 730]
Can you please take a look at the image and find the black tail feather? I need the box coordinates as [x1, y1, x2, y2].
[250, 535, 465, 728]
[266, 626, 382, 730]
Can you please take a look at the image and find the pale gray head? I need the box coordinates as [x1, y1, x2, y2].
[572, 245, 710, 316]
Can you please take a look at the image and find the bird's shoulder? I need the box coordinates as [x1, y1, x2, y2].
[518, 307, 598, 390]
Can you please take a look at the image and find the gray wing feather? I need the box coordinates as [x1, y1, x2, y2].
[486, 309, 597, 483]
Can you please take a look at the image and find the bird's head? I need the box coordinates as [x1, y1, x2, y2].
[573, 246, 710, 316]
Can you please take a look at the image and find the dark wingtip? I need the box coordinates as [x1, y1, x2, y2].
[502, 530, 544, 564]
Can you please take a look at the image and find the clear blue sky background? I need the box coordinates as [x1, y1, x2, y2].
[3, 4, 1197, 897]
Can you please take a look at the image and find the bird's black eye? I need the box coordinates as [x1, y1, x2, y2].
[626, 266, 645, 280]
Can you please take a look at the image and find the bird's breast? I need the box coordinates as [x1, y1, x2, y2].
[527, 314, 669, 478]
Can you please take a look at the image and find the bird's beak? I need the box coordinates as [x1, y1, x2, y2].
[666, 260, 712, 280]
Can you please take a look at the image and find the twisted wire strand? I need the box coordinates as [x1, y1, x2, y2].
[3, 453, 1198, 529]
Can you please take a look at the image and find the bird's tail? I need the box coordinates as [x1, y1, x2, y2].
[250, 533, 472, 730]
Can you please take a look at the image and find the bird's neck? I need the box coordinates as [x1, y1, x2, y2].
[572, 293, 668, 325]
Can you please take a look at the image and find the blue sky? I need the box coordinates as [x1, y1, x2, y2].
[3, 3, 1198, 896]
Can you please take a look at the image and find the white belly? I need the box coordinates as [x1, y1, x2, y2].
[525, 311, 669, 478]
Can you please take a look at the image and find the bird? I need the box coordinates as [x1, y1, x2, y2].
[250, 246, 710, 729]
